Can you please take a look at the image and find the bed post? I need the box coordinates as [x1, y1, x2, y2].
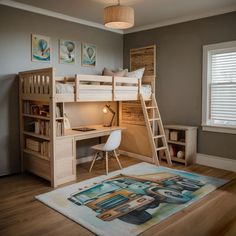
[75, 74, 79, 102]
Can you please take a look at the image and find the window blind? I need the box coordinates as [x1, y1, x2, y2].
[210, 51, 236, 126]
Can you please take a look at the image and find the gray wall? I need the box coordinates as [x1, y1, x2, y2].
[0, 6, 123, 175]
[124, 11, 236, 160]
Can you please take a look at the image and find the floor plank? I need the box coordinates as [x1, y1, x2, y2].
[0, 156, 236, 236]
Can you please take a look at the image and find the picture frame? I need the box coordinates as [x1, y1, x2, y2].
[31, 34, 51, 62]
[82, 43, 96, 67]
[59, 39, 76, 64]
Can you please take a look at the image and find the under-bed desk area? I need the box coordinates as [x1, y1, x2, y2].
[55, 125, 125, 186]
[19, 67, 155, 187]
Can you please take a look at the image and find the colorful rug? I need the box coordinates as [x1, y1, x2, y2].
[36, 162, 228, 236]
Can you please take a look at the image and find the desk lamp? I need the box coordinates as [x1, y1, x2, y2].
[103, 104, 115, 127]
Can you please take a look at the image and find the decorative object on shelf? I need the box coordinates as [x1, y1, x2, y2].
[103, 104, 115, 127]
[32, 34, 50, 62]
[82, 43, 96, 67]
[168, 144, 177, 157]
[177, 151, 185, 159]
[170, 131, 178, 141]
[64, 113, 71, 130]
[55, 105, 61, 118]
[104, 0, 134, 29]
[59, 40, 75, 64]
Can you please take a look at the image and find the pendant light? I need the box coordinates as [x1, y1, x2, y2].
[104, 0, 134, 29]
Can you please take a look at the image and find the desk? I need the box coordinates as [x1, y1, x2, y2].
[58, 125, 125, 141]
[54, 125, 125, 186]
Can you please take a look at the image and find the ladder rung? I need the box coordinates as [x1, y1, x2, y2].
[148, 118, 160, 121]
[153, 135, 164, 139]
[146, 106, 156, 109]
[156, 146, 167, 151]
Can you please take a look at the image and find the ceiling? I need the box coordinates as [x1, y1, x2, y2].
[4, 0, 236, 33]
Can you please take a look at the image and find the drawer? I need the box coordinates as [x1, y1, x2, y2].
[55, 138, 74, 159]
[56, 158, 76, 185]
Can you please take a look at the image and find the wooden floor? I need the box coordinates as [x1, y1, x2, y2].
[0, 156, 236, 236]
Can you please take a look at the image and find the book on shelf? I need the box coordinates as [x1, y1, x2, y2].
[26, 138, 40, 152]
[32, 120, 50, 136]
[23, 101, 49, 117]
[25, 138, 50, 157]
[56, 121, 64, 136]
[40, 141, 50, 157]
[23, 101, 30, 114]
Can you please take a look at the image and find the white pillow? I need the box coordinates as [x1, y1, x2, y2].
[102, 68, 128, 85]
[102, 67, 128, 77]
[124, 68, 145, 86]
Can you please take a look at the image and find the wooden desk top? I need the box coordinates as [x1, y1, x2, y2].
[56, 124, 125, 140]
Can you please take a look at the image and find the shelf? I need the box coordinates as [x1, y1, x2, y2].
[22, 113, 50, 120]
[56, 117, 64, 120]
[161, 155, 185, 164]
[23, 149, 50, 161]
[23, 131, 50, 140]
[167, 140, 186, 146]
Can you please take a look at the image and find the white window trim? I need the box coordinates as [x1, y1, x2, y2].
[202, 40, 236, 134]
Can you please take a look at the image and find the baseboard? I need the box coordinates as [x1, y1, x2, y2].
[196, 153, 236, 172]
[119, 150, 154, 163]
[76, 155, 94, 164]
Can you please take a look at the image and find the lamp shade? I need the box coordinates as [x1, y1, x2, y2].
[104, 5, 134, 29]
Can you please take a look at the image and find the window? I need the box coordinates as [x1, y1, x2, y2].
[202, 41, 236, 134]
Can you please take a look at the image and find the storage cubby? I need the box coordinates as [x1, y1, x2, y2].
[55, 102, 65, 136]
[160, 125, 197, 166]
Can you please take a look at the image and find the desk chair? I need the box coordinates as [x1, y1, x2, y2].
[89, 130, 122, 174]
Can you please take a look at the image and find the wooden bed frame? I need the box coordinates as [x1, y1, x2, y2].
[19, 68, 148, 102]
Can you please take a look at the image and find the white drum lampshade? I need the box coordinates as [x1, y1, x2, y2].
[104, 5, 134, 29]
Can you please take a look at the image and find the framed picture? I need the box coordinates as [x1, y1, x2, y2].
[82, 43, 96, 67]
[59, 40, 76, 64]
[31, 34, 51, 62]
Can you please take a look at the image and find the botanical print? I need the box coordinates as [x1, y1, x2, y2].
[32, 34, 50, 62]
[82, 43, 96, 67]
[59, 40, 75, 64]
[36, 163, 228, 236]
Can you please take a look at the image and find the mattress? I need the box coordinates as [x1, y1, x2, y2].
[55, 83, 152, 99]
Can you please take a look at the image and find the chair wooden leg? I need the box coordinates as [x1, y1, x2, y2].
[89, 152, 98, 172]
[114, 150, 122, 170]
[105, 151, 108, 175]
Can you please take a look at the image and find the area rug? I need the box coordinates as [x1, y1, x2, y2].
[36, 162, 228, 236]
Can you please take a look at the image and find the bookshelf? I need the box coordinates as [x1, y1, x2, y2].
[20, 98, 65, 186]
[160, 125, 197, 166]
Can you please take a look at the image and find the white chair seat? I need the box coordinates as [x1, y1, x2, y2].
[91, 143, 106, 151]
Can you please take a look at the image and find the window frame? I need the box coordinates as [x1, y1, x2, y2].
[202, 40, 236, 134]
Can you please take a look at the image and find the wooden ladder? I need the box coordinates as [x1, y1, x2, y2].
[140, 93, 172, 166]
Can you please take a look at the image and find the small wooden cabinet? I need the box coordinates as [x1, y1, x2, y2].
[160, 125, 197, 166]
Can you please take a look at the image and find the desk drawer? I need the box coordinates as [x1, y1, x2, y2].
[56, 158, 76, 185]
[55, 138, 74, 159]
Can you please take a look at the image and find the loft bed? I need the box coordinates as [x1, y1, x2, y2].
[19, 67, 153, 102]
[19, 45, 157, 187]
